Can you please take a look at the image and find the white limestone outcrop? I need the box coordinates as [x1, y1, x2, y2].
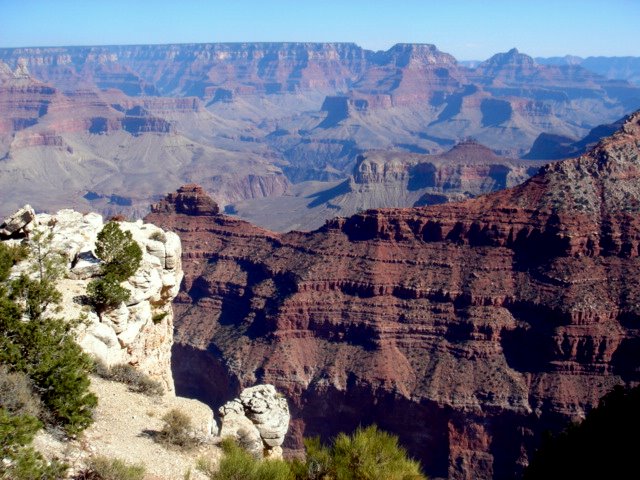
[0, 204, 36, 237]
[218, 384, 289, 459]
[4, 208, 183, 393]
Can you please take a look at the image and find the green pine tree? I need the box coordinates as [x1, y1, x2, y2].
[87, 221, 143, 312]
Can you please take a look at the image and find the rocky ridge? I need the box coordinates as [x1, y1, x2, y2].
[2, 205, 183, 391]
[147, 111, 640, 479]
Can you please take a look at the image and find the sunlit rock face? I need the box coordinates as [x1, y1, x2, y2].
[148, 112, 640, 478]
[3, 208, 183, 393]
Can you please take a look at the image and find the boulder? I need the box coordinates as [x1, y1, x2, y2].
[0, 204, 35, 237]
[219, 400, 264, 458]
[125, 261, 163, 305]
[69, 250, 102, 280]
[218, 384, 289, 459]
[101, 302, 129, 333]
[240, 384, 289, 448]
[146, 239, 166, 262]
[164, 232, 181, 270]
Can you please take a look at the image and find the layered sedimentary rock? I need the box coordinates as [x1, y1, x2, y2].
[2, 45, 640, 225]
[0, 60, 290, 219]
[230, 141, 548, 232]
[354, 140, 545, 198]
[147, 111, 640, 479]
[2, 43, 639, 171]
[3, 208, 183, 392]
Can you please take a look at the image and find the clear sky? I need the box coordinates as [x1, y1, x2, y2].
[1, 0, 638, 60]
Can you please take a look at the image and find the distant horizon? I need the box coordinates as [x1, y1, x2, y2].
[1, 40, 639, 63]
[2, 0, 638, 61]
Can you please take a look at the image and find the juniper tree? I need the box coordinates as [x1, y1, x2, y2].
[87, 221, 143, 312]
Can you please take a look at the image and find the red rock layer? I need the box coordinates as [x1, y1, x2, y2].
[147, 112, 640, 479]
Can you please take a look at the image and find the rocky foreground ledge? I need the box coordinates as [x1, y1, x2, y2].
[1, 204, 291, 476]
[1, 204, 183, 391]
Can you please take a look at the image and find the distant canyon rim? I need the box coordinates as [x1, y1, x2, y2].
[1, 42, 639, 230]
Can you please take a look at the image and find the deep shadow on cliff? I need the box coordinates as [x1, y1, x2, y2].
[146, 111, 640, 480]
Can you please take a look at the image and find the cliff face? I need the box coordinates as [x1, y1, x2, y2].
[146, 111, 640, 479]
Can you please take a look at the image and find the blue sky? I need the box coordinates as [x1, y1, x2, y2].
[1, 0, 638, 60]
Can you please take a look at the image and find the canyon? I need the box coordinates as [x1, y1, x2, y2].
[146, 111, 640, 479]
[1, 43, 640, 228]
[232, 140, 549, 231]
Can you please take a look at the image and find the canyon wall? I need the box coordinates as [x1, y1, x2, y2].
[2, 43, 640, 225]
[147, 112, 640, 478]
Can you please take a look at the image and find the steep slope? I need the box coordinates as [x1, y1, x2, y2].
[147, 111, 640, 479]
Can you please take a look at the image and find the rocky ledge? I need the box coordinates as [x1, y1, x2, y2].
[2, 205, 183, 392]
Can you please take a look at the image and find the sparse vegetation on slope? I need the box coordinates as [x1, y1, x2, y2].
[75, 455, 146, 480]
[0, 239, 96, 478]
[0, 238, 97, 435]
[0, 407, 67, 479]
[93, 361, 163, 396]
[157, 408, 199, 449]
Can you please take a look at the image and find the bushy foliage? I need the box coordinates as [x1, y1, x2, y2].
[94, 362, 163, 396]
[149, 230, 167, 242]
[10, 273, 62, 320]
[524, 384, 640, 479]
[295, 426, 425, 480]
[8, 229, 64, 320]
[87, 222, 143, 312]
[152, 311, 168, 324]
[94, 221, 142, 281]
[0, 243, 14, 282]
[158, 408, 198, 449]
[0, 408, 67, 480]
[202, 427, 424, 480]
[75, 456, 145, 480]
[0, 312, 97, 434]
[87, 273, 131, 312]
[0, 242, 29, 282]
[0, 231, 97, 435]
[198, 438, 291, 480]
